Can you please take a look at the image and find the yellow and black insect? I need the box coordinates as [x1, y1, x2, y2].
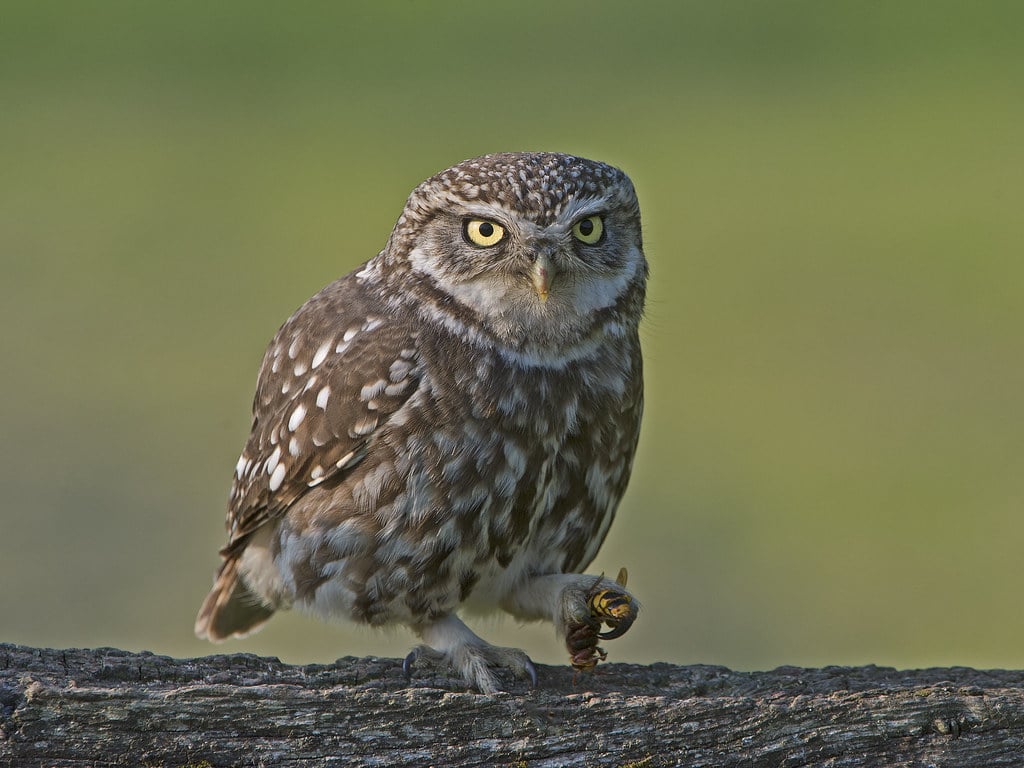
[568, 568, 636, 673]
[588, 567, 635, 639]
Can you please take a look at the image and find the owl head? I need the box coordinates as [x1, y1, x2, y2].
[378, 152, 647, 352]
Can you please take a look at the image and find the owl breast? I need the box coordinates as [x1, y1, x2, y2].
[267, 314, 643, 628]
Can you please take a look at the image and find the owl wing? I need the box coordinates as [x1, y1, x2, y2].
[222, 275, 420, 557]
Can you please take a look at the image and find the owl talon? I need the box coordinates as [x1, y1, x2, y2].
[557, 570, 640, 672]
[523, 657, 538, 688]
[402, 649, 417, 680]
[401, 644, 446, 682]
[405, 618, 538, 693]
[596, 613, 635, 640]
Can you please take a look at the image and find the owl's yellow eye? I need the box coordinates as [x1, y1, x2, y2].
[572, 215, 604, 244]
[464, 219, 506, 247]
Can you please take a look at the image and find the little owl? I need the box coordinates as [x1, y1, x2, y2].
[195, 152, 646, 693]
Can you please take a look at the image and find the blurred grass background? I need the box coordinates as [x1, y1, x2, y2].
[2, 1, 1022, 672]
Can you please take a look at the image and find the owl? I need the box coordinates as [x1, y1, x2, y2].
[195, 152, 646, 693]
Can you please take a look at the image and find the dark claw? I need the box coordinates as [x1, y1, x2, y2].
[524, 657, 538, 687]
[402, 650, 417, 680]
[597, 609, 636, 640]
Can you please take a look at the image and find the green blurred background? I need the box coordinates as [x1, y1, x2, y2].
[2, 1, 1022, 673]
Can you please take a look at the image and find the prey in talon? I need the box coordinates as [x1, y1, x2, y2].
[589, 567, 637, 640]
[194, 153, 648, 694]
[567, 567, 639, 675]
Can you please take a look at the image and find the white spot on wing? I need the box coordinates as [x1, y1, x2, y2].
[389, 359, 411, 382]
[269, 462, 287, 492]
[343, 328, 358, 342]
[289, 437, 301, 457]
[360, 379, 387, 401]
[288, 404, 307, 431]
[351, 414, 376, 436]
[311, 340, 332, 370]
[316, 386, 331, 410]
[266, 446, 281, 475]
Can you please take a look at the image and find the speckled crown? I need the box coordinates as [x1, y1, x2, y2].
[402, 152, 635, 226]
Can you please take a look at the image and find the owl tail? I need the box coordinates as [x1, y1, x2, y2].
[194, 557, 275, 642]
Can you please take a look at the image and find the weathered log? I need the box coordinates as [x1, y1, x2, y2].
[2, 642, 1023, 767]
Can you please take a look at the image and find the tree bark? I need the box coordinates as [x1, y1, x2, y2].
[2, 643, 1023, 767]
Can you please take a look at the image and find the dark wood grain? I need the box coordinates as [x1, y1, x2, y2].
[3, 643, 1023, 767]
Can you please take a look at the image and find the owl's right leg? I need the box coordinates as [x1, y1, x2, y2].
[501, 570, 640, 671]
[403, 614, 537, 695]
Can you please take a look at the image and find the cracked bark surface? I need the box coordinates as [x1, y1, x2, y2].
[2, 643, 1023, 767]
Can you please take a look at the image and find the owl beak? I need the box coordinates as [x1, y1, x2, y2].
[530, 253, 556, 303]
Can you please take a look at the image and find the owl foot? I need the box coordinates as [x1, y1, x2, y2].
[501, 568, 640, 673]
[565, 568, 637, 672]
[405, 614, 537, 694]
